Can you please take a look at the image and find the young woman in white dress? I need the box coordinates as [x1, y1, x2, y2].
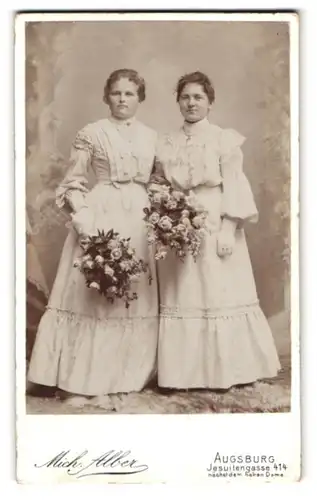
[28, 69, 159, 403]
[152, 71, 281, 390]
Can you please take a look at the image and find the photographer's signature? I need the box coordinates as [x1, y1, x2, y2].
[34, 449, 149, 479]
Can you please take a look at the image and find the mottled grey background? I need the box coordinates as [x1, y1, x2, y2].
[25, 20, 290, 356]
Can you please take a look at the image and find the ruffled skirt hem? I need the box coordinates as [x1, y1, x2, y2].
[28, 307, 159, 396]
[157, 305, 281, 389]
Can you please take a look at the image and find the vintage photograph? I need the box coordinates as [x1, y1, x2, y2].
[23, 14, 293, 417]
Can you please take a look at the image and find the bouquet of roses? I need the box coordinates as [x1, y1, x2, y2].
[143, 184, 209, 261]
[74, 229, 151, 308]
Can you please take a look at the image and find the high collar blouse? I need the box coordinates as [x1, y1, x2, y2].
[154, 119, 258, 224]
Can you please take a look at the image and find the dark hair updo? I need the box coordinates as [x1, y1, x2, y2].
[176, 71, 215, 105]
[103, 68, 146, 103]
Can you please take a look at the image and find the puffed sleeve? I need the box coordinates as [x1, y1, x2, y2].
[55, 126, 93, 213]
[220, 128, 258, 226]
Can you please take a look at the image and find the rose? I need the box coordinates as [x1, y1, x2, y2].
[149, 212, 160, 224]
[182, 209, 190, 218]
[158, 216, 173, 231]
[153, 193, 163, 204]
[110, 248, 122, 260]
[175, 223, 188, 235]
[89, 281, 100, 290]
[84, 260, 94, 269]
[108, 239, 120, 250]
[126, 247, 135, 257]
[95, 255, 105, 265]
[165, 200, 178, 210]
[104, 264, 114, 276]
[107, 286, 117, 295]
[120, 260, 132, 271]
[82, 254, 93, 262]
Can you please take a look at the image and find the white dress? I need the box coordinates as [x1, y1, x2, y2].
[154, 118, 281, 389]
[28, 117, 159, 396]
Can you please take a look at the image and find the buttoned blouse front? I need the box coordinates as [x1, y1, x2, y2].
[56, 117, 157, 212]
[154, 118, 258, 224]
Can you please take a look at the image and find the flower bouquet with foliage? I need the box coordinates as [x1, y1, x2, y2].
[143, 184, 209, 261]
[74, 229, 151, 308]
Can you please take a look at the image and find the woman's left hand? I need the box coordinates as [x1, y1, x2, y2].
[216, 229, 236, 258]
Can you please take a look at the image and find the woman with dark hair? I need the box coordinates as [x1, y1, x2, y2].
[152, 71, 281, 390]
[28, 69, 158, 404]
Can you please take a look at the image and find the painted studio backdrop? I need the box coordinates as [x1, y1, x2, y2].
[25, 21, 290, 360]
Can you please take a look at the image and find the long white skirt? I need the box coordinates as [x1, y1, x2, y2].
[157, 185, 281, 389]
[28, 182, 159, 396]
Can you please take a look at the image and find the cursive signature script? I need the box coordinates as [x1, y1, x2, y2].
[34, 449, 149, 479]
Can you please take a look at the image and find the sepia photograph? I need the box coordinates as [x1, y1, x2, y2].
[24, 15, 292, 415]
[16, 11, 299, 483]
